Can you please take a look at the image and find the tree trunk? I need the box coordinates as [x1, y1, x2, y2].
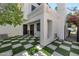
[77, 26, 79, 42]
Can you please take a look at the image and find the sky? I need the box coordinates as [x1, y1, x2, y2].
[48, 3, 79, 12]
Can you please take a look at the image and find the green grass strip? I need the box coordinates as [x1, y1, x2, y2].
[12, 41, 19, 45]
[31, 42, 39, 46]
[51, 42, 60, 46]
[62, 43, 71, 47]
[2, 41, 11, 44]
[26, 47, 38, 55]
[12, 46, 25, 55]
[21, 41, 29, 45]
[73, 43, 79, 46]
[41, 49, 51, 56]
[0, 46, 12, 53]
[71, 48, 79, 54]
[42, 46, 54, 55]
[56, 47, 69, 56]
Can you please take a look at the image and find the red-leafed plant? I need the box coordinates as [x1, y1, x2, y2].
[67, 11, 79, 42]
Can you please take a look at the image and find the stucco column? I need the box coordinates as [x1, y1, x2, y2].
[40, 15, 48, 46]
[57, 3, 67, 40]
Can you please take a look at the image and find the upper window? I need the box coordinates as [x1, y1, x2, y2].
[37, 3, 41, 5]
[31, 5, 36, 11]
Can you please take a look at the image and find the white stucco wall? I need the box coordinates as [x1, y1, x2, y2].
[56, 3, 67, 40]
[0, 25, 23, 37]
[23, 3, 31, 20]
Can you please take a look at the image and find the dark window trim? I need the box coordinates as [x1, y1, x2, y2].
[37, 23, 40, 31]
[31, 5, 36, 11]
[37, 3, 41, 5]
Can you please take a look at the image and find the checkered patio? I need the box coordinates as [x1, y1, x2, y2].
[0, 35, 79, 56]
[41, 40, 79, 56]
[0, 35, 40, 56]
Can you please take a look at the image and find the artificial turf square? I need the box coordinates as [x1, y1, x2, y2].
[0, 46, 12, 53]
[55, 47, 69, 56]
[71, 48, 79, 54]
[21, 41, 29, 45]
[43, 46, 54, 54]
[12, 46, 25, 55]
[26, 47, 38, 55]
[0, 40, 3, 43]
[2, 41, 11, 44]
[73, 43, 79, 46]
[51, 42, 60, 47]
[31, 42, 39, 46]
[12, 41, 19, 45]
[0, 43, 1, 46]
[18, 38, 24, 40]
[62, 42, 71, 47]
[41, 49, 51, 56]
[20, 39, 27, 42]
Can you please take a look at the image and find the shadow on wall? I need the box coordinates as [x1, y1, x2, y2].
[0, 34, 8, 39]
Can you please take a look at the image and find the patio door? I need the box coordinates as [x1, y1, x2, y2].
[30, 24, 34, 36]
[23, 24, 27, 35]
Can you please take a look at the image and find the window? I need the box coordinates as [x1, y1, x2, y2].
[37, 3, 41, 5]
[31, 5, 36, 11]
[37, 23, 40, 31]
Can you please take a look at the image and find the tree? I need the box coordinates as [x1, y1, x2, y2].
[67, 7, 79, 42]
[0, 3, 23, 26]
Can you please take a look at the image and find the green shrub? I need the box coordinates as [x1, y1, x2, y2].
[27, 47, 38, 55]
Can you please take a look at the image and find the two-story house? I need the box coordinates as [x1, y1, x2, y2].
[0, 3, 67, 46]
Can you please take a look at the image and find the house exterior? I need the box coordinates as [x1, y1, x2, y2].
[0, 3, 67, 46]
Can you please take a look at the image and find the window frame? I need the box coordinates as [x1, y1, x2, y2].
[37, 23, 40, 31]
